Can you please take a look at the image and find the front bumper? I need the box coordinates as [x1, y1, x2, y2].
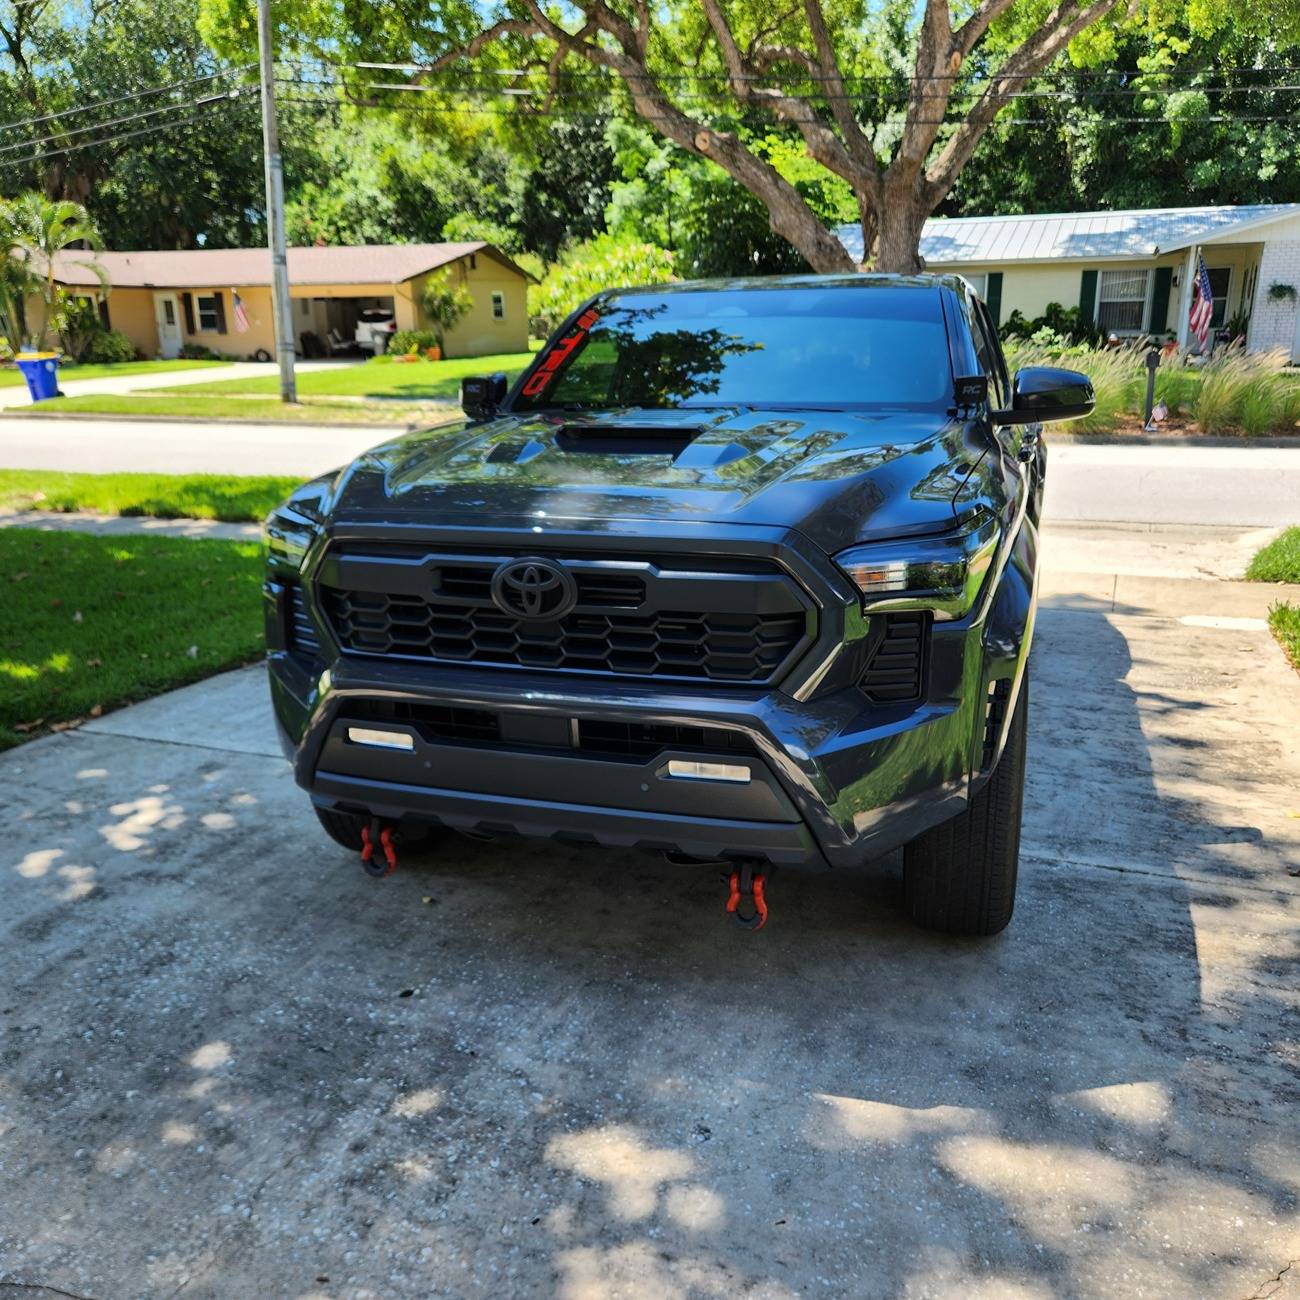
[266, 516, 1036, 870]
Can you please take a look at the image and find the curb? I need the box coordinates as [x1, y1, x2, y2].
[1046, 432, 1300, 448]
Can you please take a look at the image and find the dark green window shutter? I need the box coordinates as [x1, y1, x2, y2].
[985, 272, 1003, 326]
[1149, 266, 1172, 335]
[181, 292, 195, 333]
[213, 291, 228, 334]
[1079, 269, 1098, 325]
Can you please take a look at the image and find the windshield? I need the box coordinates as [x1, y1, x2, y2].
[514, 286, 952, 413]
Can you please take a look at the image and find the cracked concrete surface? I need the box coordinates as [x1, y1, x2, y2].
[1, 523, 1299, 1299]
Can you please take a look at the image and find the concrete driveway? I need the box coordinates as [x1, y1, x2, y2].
[1, 518, 1298, 1299]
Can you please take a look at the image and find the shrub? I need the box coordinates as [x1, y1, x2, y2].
[81, 328, 136, 364]
[179, 342, 221, 361]
[1003, 341, 1300, 436]
[528, 235, 674, 336]
[1192, 349, 1290, 435]
[420, 271, 472, 347]
[1001, 301, 1102, 347]
[389, 328, 440, 356]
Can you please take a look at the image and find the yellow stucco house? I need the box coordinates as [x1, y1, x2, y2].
[51, 241, 532, 360]
[836, 204, 1300, 361]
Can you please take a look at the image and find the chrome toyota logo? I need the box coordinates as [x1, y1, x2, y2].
[490, 557, 577, 620]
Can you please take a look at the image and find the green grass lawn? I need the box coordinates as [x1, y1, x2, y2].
[23, 393, 454, 424]
[1246, 527, 1300, 584]
[0, 357, 230, 386]
[0, 528, 265, 749]
[1269, 603, 1300, 675]
[0, 470, 301, 522]
[1247, 527, 1300, 679]
[159, 351, 535, 401]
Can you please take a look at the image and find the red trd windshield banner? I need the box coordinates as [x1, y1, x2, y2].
[521, 307, 600, 398]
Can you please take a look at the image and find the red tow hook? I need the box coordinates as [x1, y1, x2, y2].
[360, 818, 399, 878]
[725, 862, 769, 931]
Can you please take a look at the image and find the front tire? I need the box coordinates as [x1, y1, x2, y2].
[903, 672, 1028, 936]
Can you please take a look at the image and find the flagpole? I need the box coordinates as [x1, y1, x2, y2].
[256, 0, 297, 403]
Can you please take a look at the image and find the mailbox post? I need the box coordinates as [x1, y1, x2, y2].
[1143, 347, 1160, 431]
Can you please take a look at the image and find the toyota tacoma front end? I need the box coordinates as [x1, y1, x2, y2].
[264, 274, 1092, 934]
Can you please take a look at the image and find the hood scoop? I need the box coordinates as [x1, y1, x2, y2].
[555, 424, 702, 458]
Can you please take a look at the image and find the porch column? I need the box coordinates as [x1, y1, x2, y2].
[1175, 244, 1197, 351]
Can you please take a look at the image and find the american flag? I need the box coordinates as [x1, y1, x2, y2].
[231, 288, 250, 334]
[1189, 255, 1213, 348]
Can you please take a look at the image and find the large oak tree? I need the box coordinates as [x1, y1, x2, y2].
[202, 0, 1300, 272]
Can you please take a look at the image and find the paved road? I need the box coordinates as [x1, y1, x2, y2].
[0, 416, 406, 476]
[1, 419, 1298, 525]
[1, 524, 1297, 1298]
[1044, 442, 1300, 525]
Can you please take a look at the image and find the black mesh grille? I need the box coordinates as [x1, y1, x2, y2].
[317, 550, 809, 685]
[287, 585, 322, 661]
[576, 719, 759, 761]
[861, 612, 928, 702]
[341, 700, 758, 763]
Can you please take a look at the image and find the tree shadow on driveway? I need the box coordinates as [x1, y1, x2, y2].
[0, 594, 1297, 1298]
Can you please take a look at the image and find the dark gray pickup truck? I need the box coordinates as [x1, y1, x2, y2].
[263, 274, 1092, 934]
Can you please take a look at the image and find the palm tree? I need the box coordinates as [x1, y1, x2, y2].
[4, 192, 106, 349]
[0, 205, 36, 355]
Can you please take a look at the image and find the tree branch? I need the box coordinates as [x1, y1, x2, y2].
[924, 0, 1133, 202]
[803, 0, 880, 181]
[699, 0, 875, 203]
[952, 0, 1020, 58]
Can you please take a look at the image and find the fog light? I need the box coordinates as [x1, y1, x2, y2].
[346, 727, 414, 752]
[666, 760, 751, 784]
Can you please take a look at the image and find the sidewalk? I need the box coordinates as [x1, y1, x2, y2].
[0, 509, 260, 540]
[0, 358, 343, 409]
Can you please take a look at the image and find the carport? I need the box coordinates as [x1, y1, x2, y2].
[291, 289, 396, 356]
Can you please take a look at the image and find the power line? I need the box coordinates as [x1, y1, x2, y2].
[0, 87, 252, 159]
[275, 91, 1300, 129]
[0, 66, 253, 134]
[0, 95, 258, 173]
[276, 70, 1300, 108]
[291, 54, 1300, 88]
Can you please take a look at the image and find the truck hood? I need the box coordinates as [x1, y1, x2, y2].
[326, 406, 988, 551]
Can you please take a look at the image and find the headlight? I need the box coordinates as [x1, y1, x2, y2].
[264, 472, 335, 571]
[835, 511, 1000, 621]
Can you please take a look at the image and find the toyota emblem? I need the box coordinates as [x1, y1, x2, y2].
[490, 557, 577, 620]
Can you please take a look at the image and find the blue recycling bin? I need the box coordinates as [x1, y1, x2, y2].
[14, 351, 60, 402]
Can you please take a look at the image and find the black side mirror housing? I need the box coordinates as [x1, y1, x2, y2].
[461, 372, 508, 422]
[992, 366, 1095, 425]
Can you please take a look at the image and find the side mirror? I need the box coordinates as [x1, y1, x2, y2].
[992, 366, 1095, 425]
[461, 372, 508, 422]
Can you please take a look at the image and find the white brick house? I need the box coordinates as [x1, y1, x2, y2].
[835, 204, 1300, 361]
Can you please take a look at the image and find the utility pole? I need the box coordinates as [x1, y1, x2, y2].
[256, 0, 296, 402]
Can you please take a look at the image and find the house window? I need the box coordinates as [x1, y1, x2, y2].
[299, 299, 311, 318]
[491, 291, 505, 321]
[1206, 267, 1231, 329]
[962, 273, 988, 298]
[196, 294, 221, 332]
[1096, 268, 1149, 333]
[163, 299, 176, 327]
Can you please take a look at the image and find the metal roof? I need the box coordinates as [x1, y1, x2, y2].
[834, 204, 1300, 266]
[50, 241, 530, 288]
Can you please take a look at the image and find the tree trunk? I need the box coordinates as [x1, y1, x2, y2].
[872, 187, 931, 274]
